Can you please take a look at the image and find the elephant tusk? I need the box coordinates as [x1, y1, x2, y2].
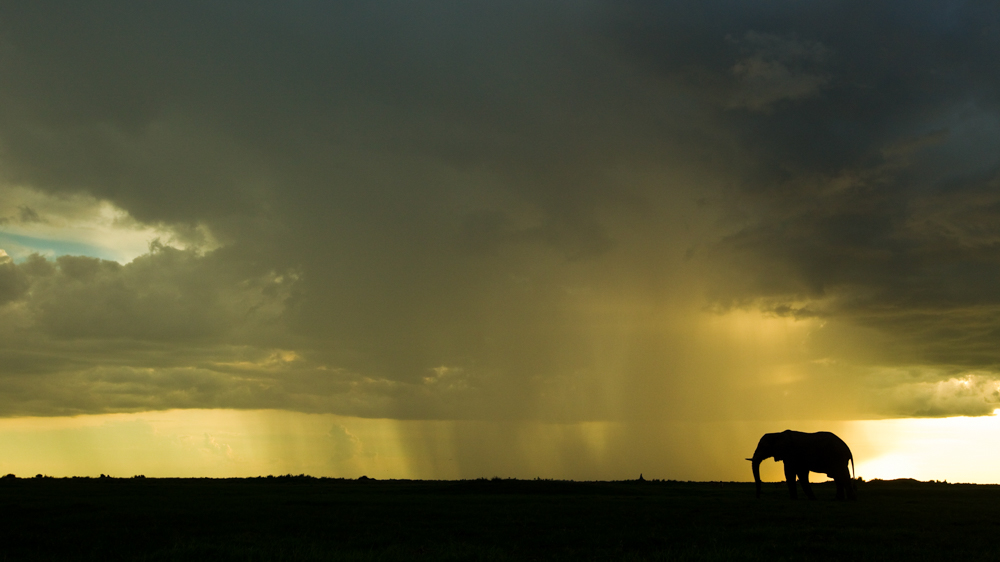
[745, 458, 753, 461]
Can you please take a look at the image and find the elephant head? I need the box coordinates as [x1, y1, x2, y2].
[747, 432, 786, 499]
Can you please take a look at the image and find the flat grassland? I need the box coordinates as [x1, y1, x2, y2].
[0, 476, 997, 561]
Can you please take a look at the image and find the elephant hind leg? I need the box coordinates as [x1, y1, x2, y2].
[831, 468, 853, 500]
[844, 475, 857, 500]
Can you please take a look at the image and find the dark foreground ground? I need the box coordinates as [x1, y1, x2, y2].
[0, 476, 997, 561]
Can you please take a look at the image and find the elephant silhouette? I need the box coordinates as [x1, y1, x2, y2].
[747, 430, 856, 500]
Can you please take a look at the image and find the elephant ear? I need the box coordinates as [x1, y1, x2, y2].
[770, 433, 789, 462]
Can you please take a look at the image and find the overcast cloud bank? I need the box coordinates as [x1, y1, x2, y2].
[0, 1, 998, 422]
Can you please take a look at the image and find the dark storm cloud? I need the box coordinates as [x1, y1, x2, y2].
[1, 0, 999, 419]
[611, 1, 1000, 366]
[0, 1, 653, 228]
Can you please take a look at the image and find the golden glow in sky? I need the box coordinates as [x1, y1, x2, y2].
[0, 410, 997, 483]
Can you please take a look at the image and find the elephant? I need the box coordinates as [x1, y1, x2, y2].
[747, 430, 856, 500]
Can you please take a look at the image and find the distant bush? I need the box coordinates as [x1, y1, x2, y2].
[2, 474, 15, 479]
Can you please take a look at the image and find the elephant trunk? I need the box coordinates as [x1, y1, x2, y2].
[752, 457, 763, 498]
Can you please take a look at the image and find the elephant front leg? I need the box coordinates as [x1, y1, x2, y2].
[783, 464, 798, 499]
[798, 472, 817, 500]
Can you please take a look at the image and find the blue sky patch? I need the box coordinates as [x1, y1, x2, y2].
[0, 231, 120, 263]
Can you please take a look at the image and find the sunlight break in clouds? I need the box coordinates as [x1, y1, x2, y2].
[848, 412, 1000, 484]
[0, 185, 216, 263]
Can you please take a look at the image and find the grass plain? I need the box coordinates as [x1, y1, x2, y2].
[0, 476, 997, 561]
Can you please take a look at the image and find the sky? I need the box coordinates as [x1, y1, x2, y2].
[1, 0, 1000, 482]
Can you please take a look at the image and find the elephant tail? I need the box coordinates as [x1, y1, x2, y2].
[850, 454, 855, 479]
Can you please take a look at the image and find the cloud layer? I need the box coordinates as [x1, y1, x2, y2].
[0, 0, 998, 421]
